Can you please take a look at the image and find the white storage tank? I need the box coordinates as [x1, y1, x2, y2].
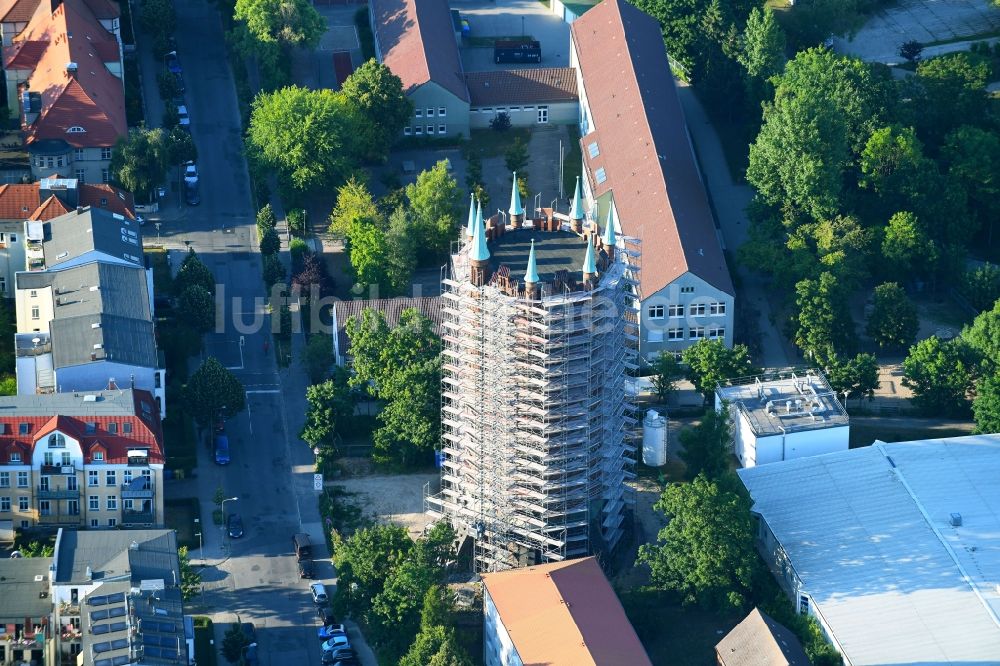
[642, 409, 667, 467]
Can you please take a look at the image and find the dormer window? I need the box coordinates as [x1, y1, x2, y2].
[18, 423, 29, 435]
[48, 433, 66, 448]
[67, 126, 86, 133]
[85, 422, 96, 434]
[10, 453, 20, 463]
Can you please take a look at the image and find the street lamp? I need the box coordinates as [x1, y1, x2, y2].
[220, 497, 238, 528]
[194, 531, 202, 560]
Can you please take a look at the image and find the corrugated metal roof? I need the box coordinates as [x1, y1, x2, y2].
[738, 435, 1000, 664]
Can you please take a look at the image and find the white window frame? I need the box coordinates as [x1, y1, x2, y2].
[426, 125, 434, 135]
[0, 497, 9, 512]
[708, 326, 725, 339]
[415, 108, 423, 118]
[403, 127, 412, 136]
[667, 328, 684, 340]
[426, 107, 434, 117]
[648, 305, 664, 319]
[689, 303, 707, 317]
[710, 302, 727, 316]
[667, 304, 684, 318]
[105, 470, 116, 487]
[0, 472, 7, 487]
[438, 107, 446, 117]
[89, 496, 99, 511]
[537, 106, 548, 123]
[689, 327, 705, 340]
[107, 496, 117, 511]
[438, 125, 446, 135]
[100, 147, 112, 160]
[18, 496, 29, 511]
[680, 286, 695, 294]
[16, 471, 28, 488]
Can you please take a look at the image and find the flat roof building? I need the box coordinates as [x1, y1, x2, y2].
[739, 434, 1000, 664]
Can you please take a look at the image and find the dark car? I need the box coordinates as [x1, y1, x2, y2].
[213, 434, 230, 465]
[184, 180, 200, 206]
[317, 606, 333, 624]
[227, 513, 244, 539]
[298, 559, 314, 579]
[317, 624, 346, 640]
[321, 648, 356, 664]
[165, 50, 181, 74]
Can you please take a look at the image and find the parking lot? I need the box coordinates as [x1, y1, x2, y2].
[453, 0, 571, 72]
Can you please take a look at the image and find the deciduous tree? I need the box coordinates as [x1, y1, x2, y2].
[651, 351, 682, 403]
[866, 282, 919, 350]
[679, 407, 732, 480]
[942, 125, 1000, 245]
[973, 375, 1000, 435]
[881, 211, 937, 279]
[794, 271, 855, 367]
[329, 178, 380, 238]
[961, 299, 1000, 373]
[902, 337, 975, 417]
[110, 128, 167, 203]
[175, 249, 216, 296]
[178, 547, 201, 602]
[738, 6, 785, 102]
[915, 52, 991, 142]
[262, 254, 286, 289]
[826, 352, 879, 406]
[405, 161, 460, 264]
[959, 264, 1000, 313]
[184, 357, 247, 426]
[221, 622, 249, 664]
[302, 334, 334, 384]
[178, 285, 215, 334]
[234, 0, 325, 47]
[166, 126, 197, 167]
[339, 59, 412, 162]
[681, 339, 755, 403]
[346, 216, 389, 293]
[258, 226, 280, 256]
[385, 207, 417, 296]
[300, 369, 354, 452]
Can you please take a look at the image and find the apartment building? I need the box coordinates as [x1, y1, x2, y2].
[0, 556, 54, 665]
[0, 389, 164, 532]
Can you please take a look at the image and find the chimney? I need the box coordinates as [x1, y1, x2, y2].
[76, 206, 83, 215]
[65, 62, 77, 78]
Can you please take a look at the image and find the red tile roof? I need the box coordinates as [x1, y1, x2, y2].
[370, 0, 469, 103]
[0, 182, 135, 220]
[0, 0, 41, 24]
[0, 390, 164, 464]
[571, 0, 734, 297]
[482, 557, 652, 666]
[465, 68, 579, 107]
[81, 0, 119, 20]
[11, 1, 125, 148]
[3, 38, 46, 69]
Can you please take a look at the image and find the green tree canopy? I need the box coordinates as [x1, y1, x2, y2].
[248, 86, 359, 192]
[942, 125, 1000, 244]
[177, 285, 215, 334]
[915, 52, 991, 142]
[110, 128, 167, 203]
[139, 0, 176, 37]
[339, 59, 412, 162]
[866, 282, 919, 350]
[221, 622, 249, 664]
[184, 357, 247, 426]
[329, 178, 380, 238]
[651, 351, 683, 404]
[960, 298, 1000, 374]
[346, 215, 389, 293]
[881, 211, 937, 279]
[637, 474, 758, 611]
[681, 339, 755, 403]
[259, 226, 280, 256]
[262, 254, 286, 289]
[234, 0, 325, 47]
[794, 271, 856, 367]
[178, 547, 201, 602]
[738, 5, 785, 102]
[175, 249, 216, 296]
[166, 126, 197, 167]
[859, 125, 932, 217]
[405, 161, 460, 264]
[959, 264, 1000, 313]
[257, 203, 277, 234]
[973, 375, 1000, 435]
[302, 334, 335, 384]
[826, 352, 879, 405]
[902, 337, 976, 417]
[679, 407, 732, 480]
[299, 368, 353, 455]
[385, 206, 417, 296]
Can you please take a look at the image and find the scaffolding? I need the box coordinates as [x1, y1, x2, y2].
[426, 219, 641, 573]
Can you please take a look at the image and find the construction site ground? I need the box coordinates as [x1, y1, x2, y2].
[325, 469, 439, 540]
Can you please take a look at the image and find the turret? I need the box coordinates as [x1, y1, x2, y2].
[465, 193, 476, 239]
[470, 201, 490, 287]
[569, 176, 584, 234]
[524, 239, 540, 299]
[603, 203, 618, 261]
[582, 237, 597, 286]
[509, 172, 524, 229]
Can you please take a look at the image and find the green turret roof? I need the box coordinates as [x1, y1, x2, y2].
[470, 204, 490, 262]
[509, 172, 524, 216]
[604, 203, 618, 247]
[570, 176, 584, 220]
[524, 239, 540, 284]
[582, 239, 596, 275]
[466, 193, 476, 238]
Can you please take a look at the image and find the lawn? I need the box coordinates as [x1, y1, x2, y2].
[165, 497, 202, 551]
[193, 617, 218, 666]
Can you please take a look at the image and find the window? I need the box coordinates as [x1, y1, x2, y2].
[689, 327, 705, 340]
[74, 148, 85, 160]
[668, 304, 684, 318]
[403, 127, 412, 136]
[708, 326, 725, 339]
[89, 496, 99, 511]
[426, 125, 434, 135]
[39, 500, 51, 516]
[123, 499, 133, 511]
[438, 125, 446, 135]
[68, 500, 79, 515]
[67, 126, 85, 134]
[39, 476, 50, 491]
[30, 290, 37, 298]
[587, 142, 600, 158]
[100, 197, 107, 206]
[648, 305, 664, 319]
[43, 452, 53, 466]
[537, 106, 548, 123]
[16, 472, 28, 488]
[106, 496, 117, 511]
[90, 519, 98, 527]
[123, 470, 132, 484]
[710, 302, 727, 316]
[0, 497, 8, 512]
[108, 518, 117, 527]
[61, 452, 70, 466]
[438, 107, 446, 116]
[88, 471, 99, 486]
[18, 423, 28, 435]
[0, 472, 7, 487]
[107, 423, 117, 434]
[93, 451, 104, 461]
[18, 496, 28, 511]
[46, 157, 54, 168]
[122, 423, 132, 434]
[49, 433, 65, 448]
[56, 156, 64, 168]
[100, 147, 112, 160]
[85, 423, 96, 434]
[689, 303, 706, 316]
[415, 108, 423, 117]
[415, 126, 423, 135]
[10, 452, 21, 463]
[799, 596, 809, 615]
[67, 476, 77, 491]
[75, 169, 85, 182]
[101, 169, 109, 184]
[105, 470, 116, 487]
[0, 277, 5, 293]
[31, 306, 39, 320]
[9, 234, 15, 243]
[680, 286, 695, 294]
[426, 108, 434, 117]
[667, 328, 684, 340]
[594, 167, 607, 184]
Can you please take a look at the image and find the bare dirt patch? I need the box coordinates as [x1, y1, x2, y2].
[327, 472, 439, 539]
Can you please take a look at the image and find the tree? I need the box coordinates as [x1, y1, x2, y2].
[139, 0, 176, 37]
[293, 253, 334, 299]
[866, 282, 918, 350]
[166, 127, 197, 168]
[339, 59, 412, 161]
[248, 86, 359, 193]
[178, 285, 215, 334]
[637, 474, 758, 611]
[806, 215, 876, 291]
[881, 211, 937, 279]
[942, 125, 1000, 245]
[858, 125, 931, 209]
[17, 540, 54, 557]
[826, 352, 879, 406]
[418, 585, 453, 632]
[961, 299, 1000, 374]
[738, 6, 785, 102]
[899, 40, 923, 63]
[915, 52, 991, 141]
[175, 249, 216, 296]
[651, 351, 682, 403]
[385, 207, 417, 295]
[257, 204, 277, 235]
[329, 178, 379, 238]
[959, 264, 1000, 312]
[110, 128, 167, 203]
[234, 0, 325, 47]
[973, 375, 1000, 434]
[303, 334, 334, 384]
[679, 407, 732, 480]
[221, 622, 250, 664]
[184, 357, 247, 426]
[504, 137, 529, 174]
[794, 272, 856, 367]
[258, 226, 280, 256]
[157, 70, 181, 102]
[300, 369, 354, 453]
[681, 339, 755, 403]
[405, 161, 460, 264]
[902, 337, 975, 417]
[177, 547, 201, 602]
[262, 254, 286, 289]
[346, 216, 389, 292]
[489, 112, 511, 132]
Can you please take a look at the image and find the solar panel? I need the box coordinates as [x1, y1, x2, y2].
[95, 659, 113, 666]
[88, 595, 108, 607]
[91, 610, 109, 621]
[108, 607, 127, 618]
[112, 656, 131, 666]
[92, 624, 111, 635]
[93, 641, 112, 654]
[111, 638, 128, 649]
[107, 592, 126, 604]
[110, 622, 127, 632]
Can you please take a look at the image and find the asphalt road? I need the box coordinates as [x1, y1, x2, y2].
[135, 0, 375, 663]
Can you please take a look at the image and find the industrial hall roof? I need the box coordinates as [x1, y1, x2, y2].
[482, 557, 652, 666]
[465, 68, 578, 106]
[570, 0, 733, 297]
[369, 0, 469, 103]
[739, 435, 1000, 664]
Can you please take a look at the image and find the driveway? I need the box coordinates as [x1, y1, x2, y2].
[453, 0, 571, 72]
[833, 0, 1000, 63]
[293, 6, 363, 90]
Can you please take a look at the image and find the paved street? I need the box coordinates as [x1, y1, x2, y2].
[134, 0, 376, 664]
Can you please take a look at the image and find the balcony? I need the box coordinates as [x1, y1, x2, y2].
[36, 486, 80, 499]
[121, 477, 153, 499]
[37, 512, 81, 524]
[40, 464, 76, 475]
[121, 509, 155, 525]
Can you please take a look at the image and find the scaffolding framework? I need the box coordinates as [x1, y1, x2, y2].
[426, 221, 641, 572]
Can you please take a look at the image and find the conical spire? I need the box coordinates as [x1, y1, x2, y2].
[603, 203, 618, 247]
[466, 193, 476, 238]
[569, 176, 584, 220]
[470, 203, 490, 262]
[524, 239, 539, 284]
[582, 239, 596, 276]
[509, 172, 524, 216]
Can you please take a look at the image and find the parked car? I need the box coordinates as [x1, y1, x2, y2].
[321, 657, 358, 666]
[213, 434, 230, 465]
[227, 513, 244, 539]
[317, 624, 346, 640]
[310, 582, 329, 605]
[317, 606, 333, 624]
[298, 559, 314, 579]
[165, 50, 181, 74]
[293, 533, 312, 560]
[177, 105, 190, 128]
[322, 647, 356, 663]
[184, 180, 200, 206]
[320, 636, 350, 653]
[173, 71, 185, 94]
[184, 160, 198, 184]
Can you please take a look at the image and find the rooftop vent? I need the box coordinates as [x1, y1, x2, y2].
[950, 513, 963, 527]
[93, 343, 102, 350]
[34, 574, 44, 582]
[82, 394, 98, 402]
[91, 322, 100, 329]
[89, 285, 98, 292]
